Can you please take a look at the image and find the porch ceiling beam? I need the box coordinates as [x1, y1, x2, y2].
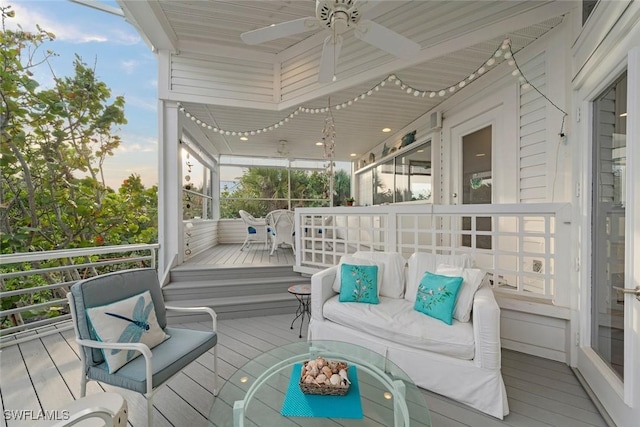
[276, 0, 579, 111]
[118, 0, 177, 52]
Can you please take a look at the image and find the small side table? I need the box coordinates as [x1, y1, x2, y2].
[288, 284, 311, 338]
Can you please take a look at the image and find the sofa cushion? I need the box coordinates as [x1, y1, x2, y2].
[405, 253, 472, 303]
[339, 263, 379, 304]
[436, 264, 485, 322]
[323, 295, 475, 359]
[414, 271, 463, 325]
[353, 251, 407, 298]
[332, 256, 383, 294]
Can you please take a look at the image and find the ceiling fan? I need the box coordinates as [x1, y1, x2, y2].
[240, 0, 420, 83]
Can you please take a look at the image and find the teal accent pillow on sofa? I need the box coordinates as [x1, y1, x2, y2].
[414, 271, 463, 325]
[339, 263, 379, 304]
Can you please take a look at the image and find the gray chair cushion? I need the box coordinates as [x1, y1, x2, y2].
[71, 268, 167, 366]
[87, 327, 217, 394]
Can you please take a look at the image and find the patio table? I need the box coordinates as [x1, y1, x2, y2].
[207, 340, 432, 427]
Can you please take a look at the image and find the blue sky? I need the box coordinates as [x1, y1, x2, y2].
[5, 0, 158, 188]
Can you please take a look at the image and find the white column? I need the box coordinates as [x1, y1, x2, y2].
[158, 100, 182, 282]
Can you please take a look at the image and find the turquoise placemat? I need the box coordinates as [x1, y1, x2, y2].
[281, 364, 363, 419]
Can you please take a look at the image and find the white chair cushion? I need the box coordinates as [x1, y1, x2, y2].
[323, 295, 475, 359]
[352, 251, 407, 298]
[436, 264, 485, 323]
[86, 290, 169, 373]
[405, 253, 472, 303]
[332, 255, 384, 294]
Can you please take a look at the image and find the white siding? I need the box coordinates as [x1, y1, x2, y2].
[171, 52, 274, 103]
[183, 220, 218, 261]
[519, 52, 548, 203]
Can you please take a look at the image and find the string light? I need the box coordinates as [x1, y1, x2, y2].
[177, 38, 561, 136]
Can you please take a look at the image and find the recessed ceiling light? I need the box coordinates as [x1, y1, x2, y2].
[240, 136, 248, 141]
[315, 141, 324, 146]
[350, 153, 357, 157]
[476, 153, 486, 157]
[382, 128, 391, 133]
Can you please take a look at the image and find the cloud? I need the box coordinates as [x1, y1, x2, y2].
[121, 59, 140, 74]
[125, 96, 157, 112]
[117, 133, 158, 153]
[5, 1, 140, 45]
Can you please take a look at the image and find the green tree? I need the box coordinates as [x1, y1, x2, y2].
[220, 167, 350, 218]
[0, 7, 158, 328]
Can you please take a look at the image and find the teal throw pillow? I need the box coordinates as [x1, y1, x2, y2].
[414, 271, 463, 325]
[339, 263, 379, 304]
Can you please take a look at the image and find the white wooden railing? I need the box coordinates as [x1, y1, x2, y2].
[294, 203, 572, 304]
[0, 244, 159, 342]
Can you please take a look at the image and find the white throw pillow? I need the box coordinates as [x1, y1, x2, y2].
[332, 255, 384, 294]
[86, 290, 170, 373]
[436, 264, 485, 322]
[405, 253, 472, 303]
[353, 251, 406, 298]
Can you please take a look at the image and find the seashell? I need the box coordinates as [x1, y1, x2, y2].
[303, 375, 314, 384]
[309, 366, 319, 377]
[316, 357, 325, 369]
[330, 374, 341, 385]
[307, 360, 317, 369]
[339, 369, 351, 384]
[322, 366, 333, 378]
[315, 374, 327, 384]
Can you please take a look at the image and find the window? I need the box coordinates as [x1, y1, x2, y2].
[591, 71, 626, 379]
[219, 156, 351, 218]
[356, 141, 432, 205]
[182, 146, 214, 220]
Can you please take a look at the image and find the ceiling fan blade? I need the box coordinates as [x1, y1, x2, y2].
[318, 35, 343, 83]
[241, 17, 320, 45]
[354, 19, 420, 60]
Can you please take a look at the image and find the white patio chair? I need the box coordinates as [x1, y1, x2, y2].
[265, 209, 295, 255]
[239, 210, 269, 250]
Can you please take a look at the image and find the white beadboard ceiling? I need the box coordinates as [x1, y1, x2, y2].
[119, 0, 573, 162]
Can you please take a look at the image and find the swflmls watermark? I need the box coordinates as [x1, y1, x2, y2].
[3, 409, 70, 421]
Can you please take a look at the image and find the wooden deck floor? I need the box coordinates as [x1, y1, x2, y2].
[0, 315, 608, 427]
[182, 244, 294, 267]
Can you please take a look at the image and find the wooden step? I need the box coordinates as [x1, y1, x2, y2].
[162, 277, 310, 301]
[165, 293, 301, 322]
[169, 265, 300, 282]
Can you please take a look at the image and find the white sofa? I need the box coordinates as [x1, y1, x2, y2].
[309, 251, 509, 419]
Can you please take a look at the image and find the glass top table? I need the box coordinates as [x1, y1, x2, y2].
[207, 340, 431, 426]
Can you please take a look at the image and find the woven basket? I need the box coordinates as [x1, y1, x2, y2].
[299, 360, 349, 396]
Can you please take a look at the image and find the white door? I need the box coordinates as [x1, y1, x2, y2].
[577, 50, 640, 427]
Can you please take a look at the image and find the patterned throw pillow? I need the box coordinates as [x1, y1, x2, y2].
[339, 263, 380, 304]
[414, 271, 463, 325]
[86, 290, 170, 373]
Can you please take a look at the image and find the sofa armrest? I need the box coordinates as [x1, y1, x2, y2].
[472, 285, 502, 370]
[311, 265, 338, 322]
